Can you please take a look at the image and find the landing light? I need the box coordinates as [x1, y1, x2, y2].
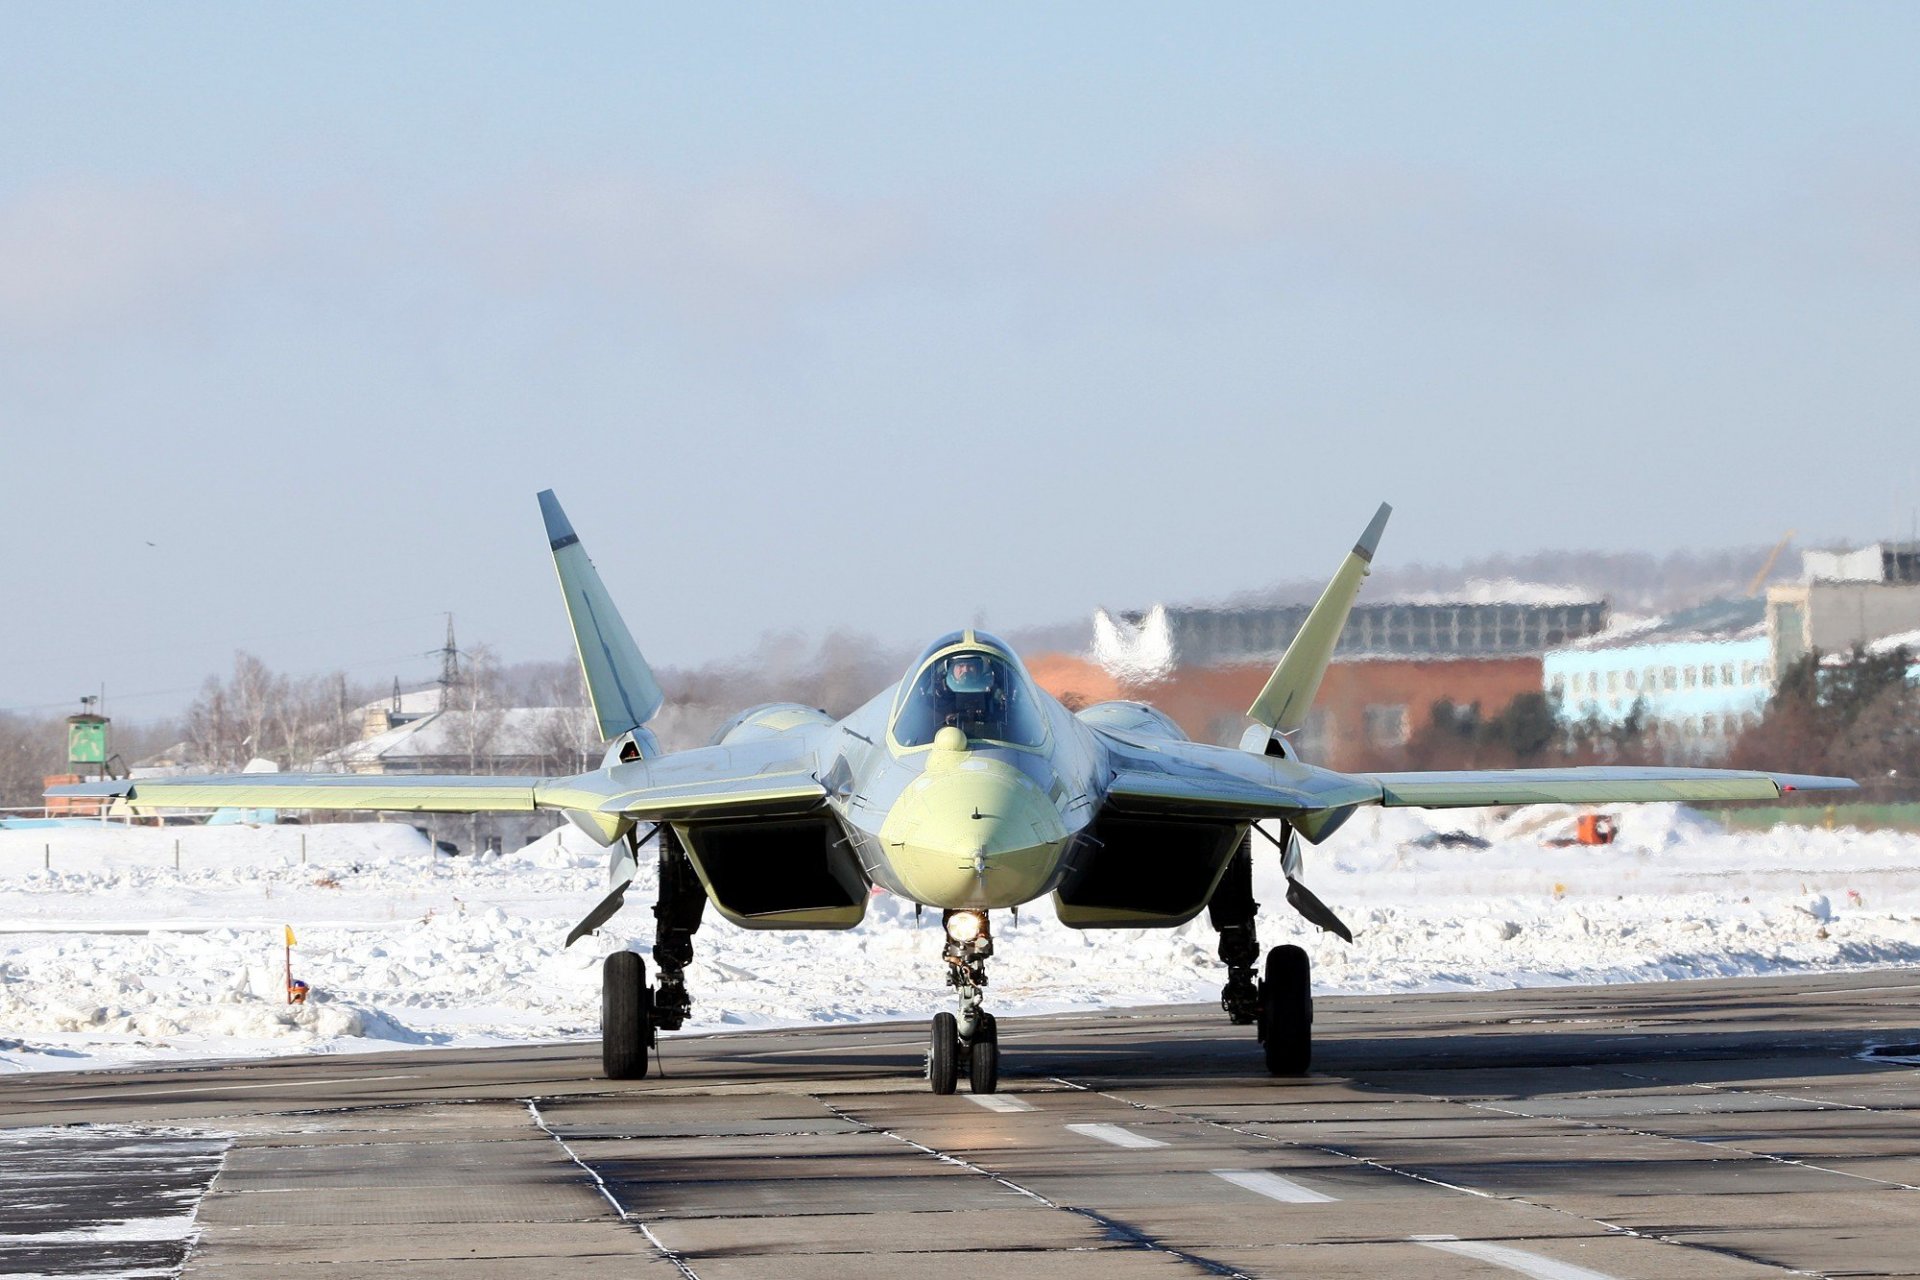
[945, 910, 987, 945]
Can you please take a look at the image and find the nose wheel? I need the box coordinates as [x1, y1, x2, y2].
[928, 1008, 999, 1095]
[928, 909, 999, 1094]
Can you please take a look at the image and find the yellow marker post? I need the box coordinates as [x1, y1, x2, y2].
[283, 925, 296, 1004]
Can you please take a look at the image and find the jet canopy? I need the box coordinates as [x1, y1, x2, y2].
[891, 631, 1047, 749]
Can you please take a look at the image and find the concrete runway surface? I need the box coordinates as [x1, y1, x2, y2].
[3, 969, 1918, 1279]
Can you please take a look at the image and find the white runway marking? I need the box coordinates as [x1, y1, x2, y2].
[1211, 1168, 1338, 1203]
[1413, 1235, 1617, 1280]
[1065, 1122, 1165, 1149]
[966, 1093, 1036, 1113]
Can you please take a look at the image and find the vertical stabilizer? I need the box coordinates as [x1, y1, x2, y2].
[538, 490, 664, 741]
[1245, 503, 1391, 737]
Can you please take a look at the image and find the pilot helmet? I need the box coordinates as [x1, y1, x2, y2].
[944, 653, 993, 694]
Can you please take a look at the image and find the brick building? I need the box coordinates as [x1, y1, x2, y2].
[1029, 651, 1544, 771]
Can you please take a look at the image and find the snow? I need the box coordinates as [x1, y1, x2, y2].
[2, 808, 1917, 1073]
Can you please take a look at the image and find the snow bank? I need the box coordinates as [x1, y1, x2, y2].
[2, 809, 1917, 1072]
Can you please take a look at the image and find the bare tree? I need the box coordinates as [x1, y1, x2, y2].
[0, 713, 66, 809]
[185, 652, 372, 770]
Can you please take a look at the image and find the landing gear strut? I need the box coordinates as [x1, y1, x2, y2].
[650, 826, 706, 1032]
[1209, 833, 1261, 1025]
[929, 909, 998, 1094]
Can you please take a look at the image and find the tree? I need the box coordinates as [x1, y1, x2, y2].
[0, 713, 66, 809]
[1827, 681, 1920, 783]
[1731, 646, 1917, 791]
[185, 652, 371, 770]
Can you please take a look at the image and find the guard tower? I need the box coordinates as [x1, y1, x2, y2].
[67, 697, 109, 779]
[45, 697, 112, 816]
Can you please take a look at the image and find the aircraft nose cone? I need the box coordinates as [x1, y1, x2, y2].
[878, 759, 1070, 908]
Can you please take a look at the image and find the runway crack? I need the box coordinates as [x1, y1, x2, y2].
[525, 1097, 701, 1280]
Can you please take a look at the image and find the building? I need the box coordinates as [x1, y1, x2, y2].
[307, 689, 597, 852]
[1044, 592, 1603, 770]
[1769, 541, 1920, 674]
[1095, 598, 1610, 673]
[1543, 597, 1771, 762]
[316, 691, 595, 778]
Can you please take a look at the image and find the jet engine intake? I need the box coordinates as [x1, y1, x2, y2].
[677, 815, 868, 929]
[1052, 814, 1243, 928]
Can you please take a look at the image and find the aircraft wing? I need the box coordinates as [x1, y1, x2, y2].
[536, 743, 828, 823]
[1098, 734, 1379, 820]
[48, 774, 540, 813]
[1094, 733, 1854, 822]
[47, 738, 829, 828]
[1367, 766, 1856, 809]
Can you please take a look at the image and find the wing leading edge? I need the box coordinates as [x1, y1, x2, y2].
[1092, 735, 1855, 825]
[1366, 766, 1856, 809]
[50, 774, 541, 813]
[47, 738, 828, 835]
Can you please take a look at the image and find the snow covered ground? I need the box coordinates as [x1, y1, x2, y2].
[2, 806, 1917, 1073]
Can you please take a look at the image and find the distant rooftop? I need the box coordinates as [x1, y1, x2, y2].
[1097, 598, 1610, 675]
[1568, 596, 1766, 652]
[1803, 541, 1920, 585]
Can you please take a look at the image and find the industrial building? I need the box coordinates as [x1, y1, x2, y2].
[1047, 595, 1607, 769]
[1543, 598, 1771, 762]
[1768, 540, 1920, 673]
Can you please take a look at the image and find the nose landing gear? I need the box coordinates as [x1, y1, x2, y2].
[928, 909, 999, 1094]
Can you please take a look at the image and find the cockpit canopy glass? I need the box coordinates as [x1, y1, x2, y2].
[891, 641, 1047, 749]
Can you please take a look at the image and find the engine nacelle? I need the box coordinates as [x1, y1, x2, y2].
[1074, 700, 1189, 741]
[710, 702, 836, 747]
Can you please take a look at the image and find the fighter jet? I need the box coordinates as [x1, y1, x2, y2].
[55, 495, 1855, 1094]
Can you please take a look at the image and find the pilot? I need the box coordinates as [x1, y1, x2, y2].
[940, 653, 998, 734]
[946, 654, 989, 694]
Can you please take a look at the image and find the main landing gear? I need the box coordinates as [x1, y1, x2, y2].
[1209, 833, 1262, 1026]
[1212, 832, 1314, 1076]
[1257, 943, 1312, 1076]
[602, 827, 708, 1081]
[601, 950, 654, 1079]
[928, 909, 999, 1094]
[650, 826, 706, 1034]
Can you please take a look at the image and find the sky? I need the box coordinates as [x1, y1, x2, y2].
[3, 2, 1917, 721]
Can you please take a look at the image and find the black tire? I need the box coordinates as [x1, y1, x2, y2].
[1260, 944, 1312, 1077]
[968, 1013, 999, 1094]
[602, 951, 652, 1080]
[929, 1012, 959, 1095]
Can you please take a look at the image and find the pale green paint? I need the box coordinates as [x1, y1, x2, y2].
[1371, 769, 1783, 808]
[1246, 502, 1391, 735]
[108, 774, 541, 813]
[877, 748, 1069, 908]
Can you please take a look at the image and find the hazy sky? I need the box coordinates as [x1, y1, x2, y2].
[3, 3, 1917, 721]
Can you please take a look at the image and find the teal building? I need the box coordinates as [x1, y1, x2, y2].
[1543, 598, 1772, 762]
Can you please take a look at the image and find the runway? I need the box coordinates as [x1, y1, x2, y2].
[3, 969, 1918, 1278]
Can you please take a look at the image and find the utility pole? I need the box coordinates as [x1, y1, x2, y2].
[435, 613, 461, 703]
